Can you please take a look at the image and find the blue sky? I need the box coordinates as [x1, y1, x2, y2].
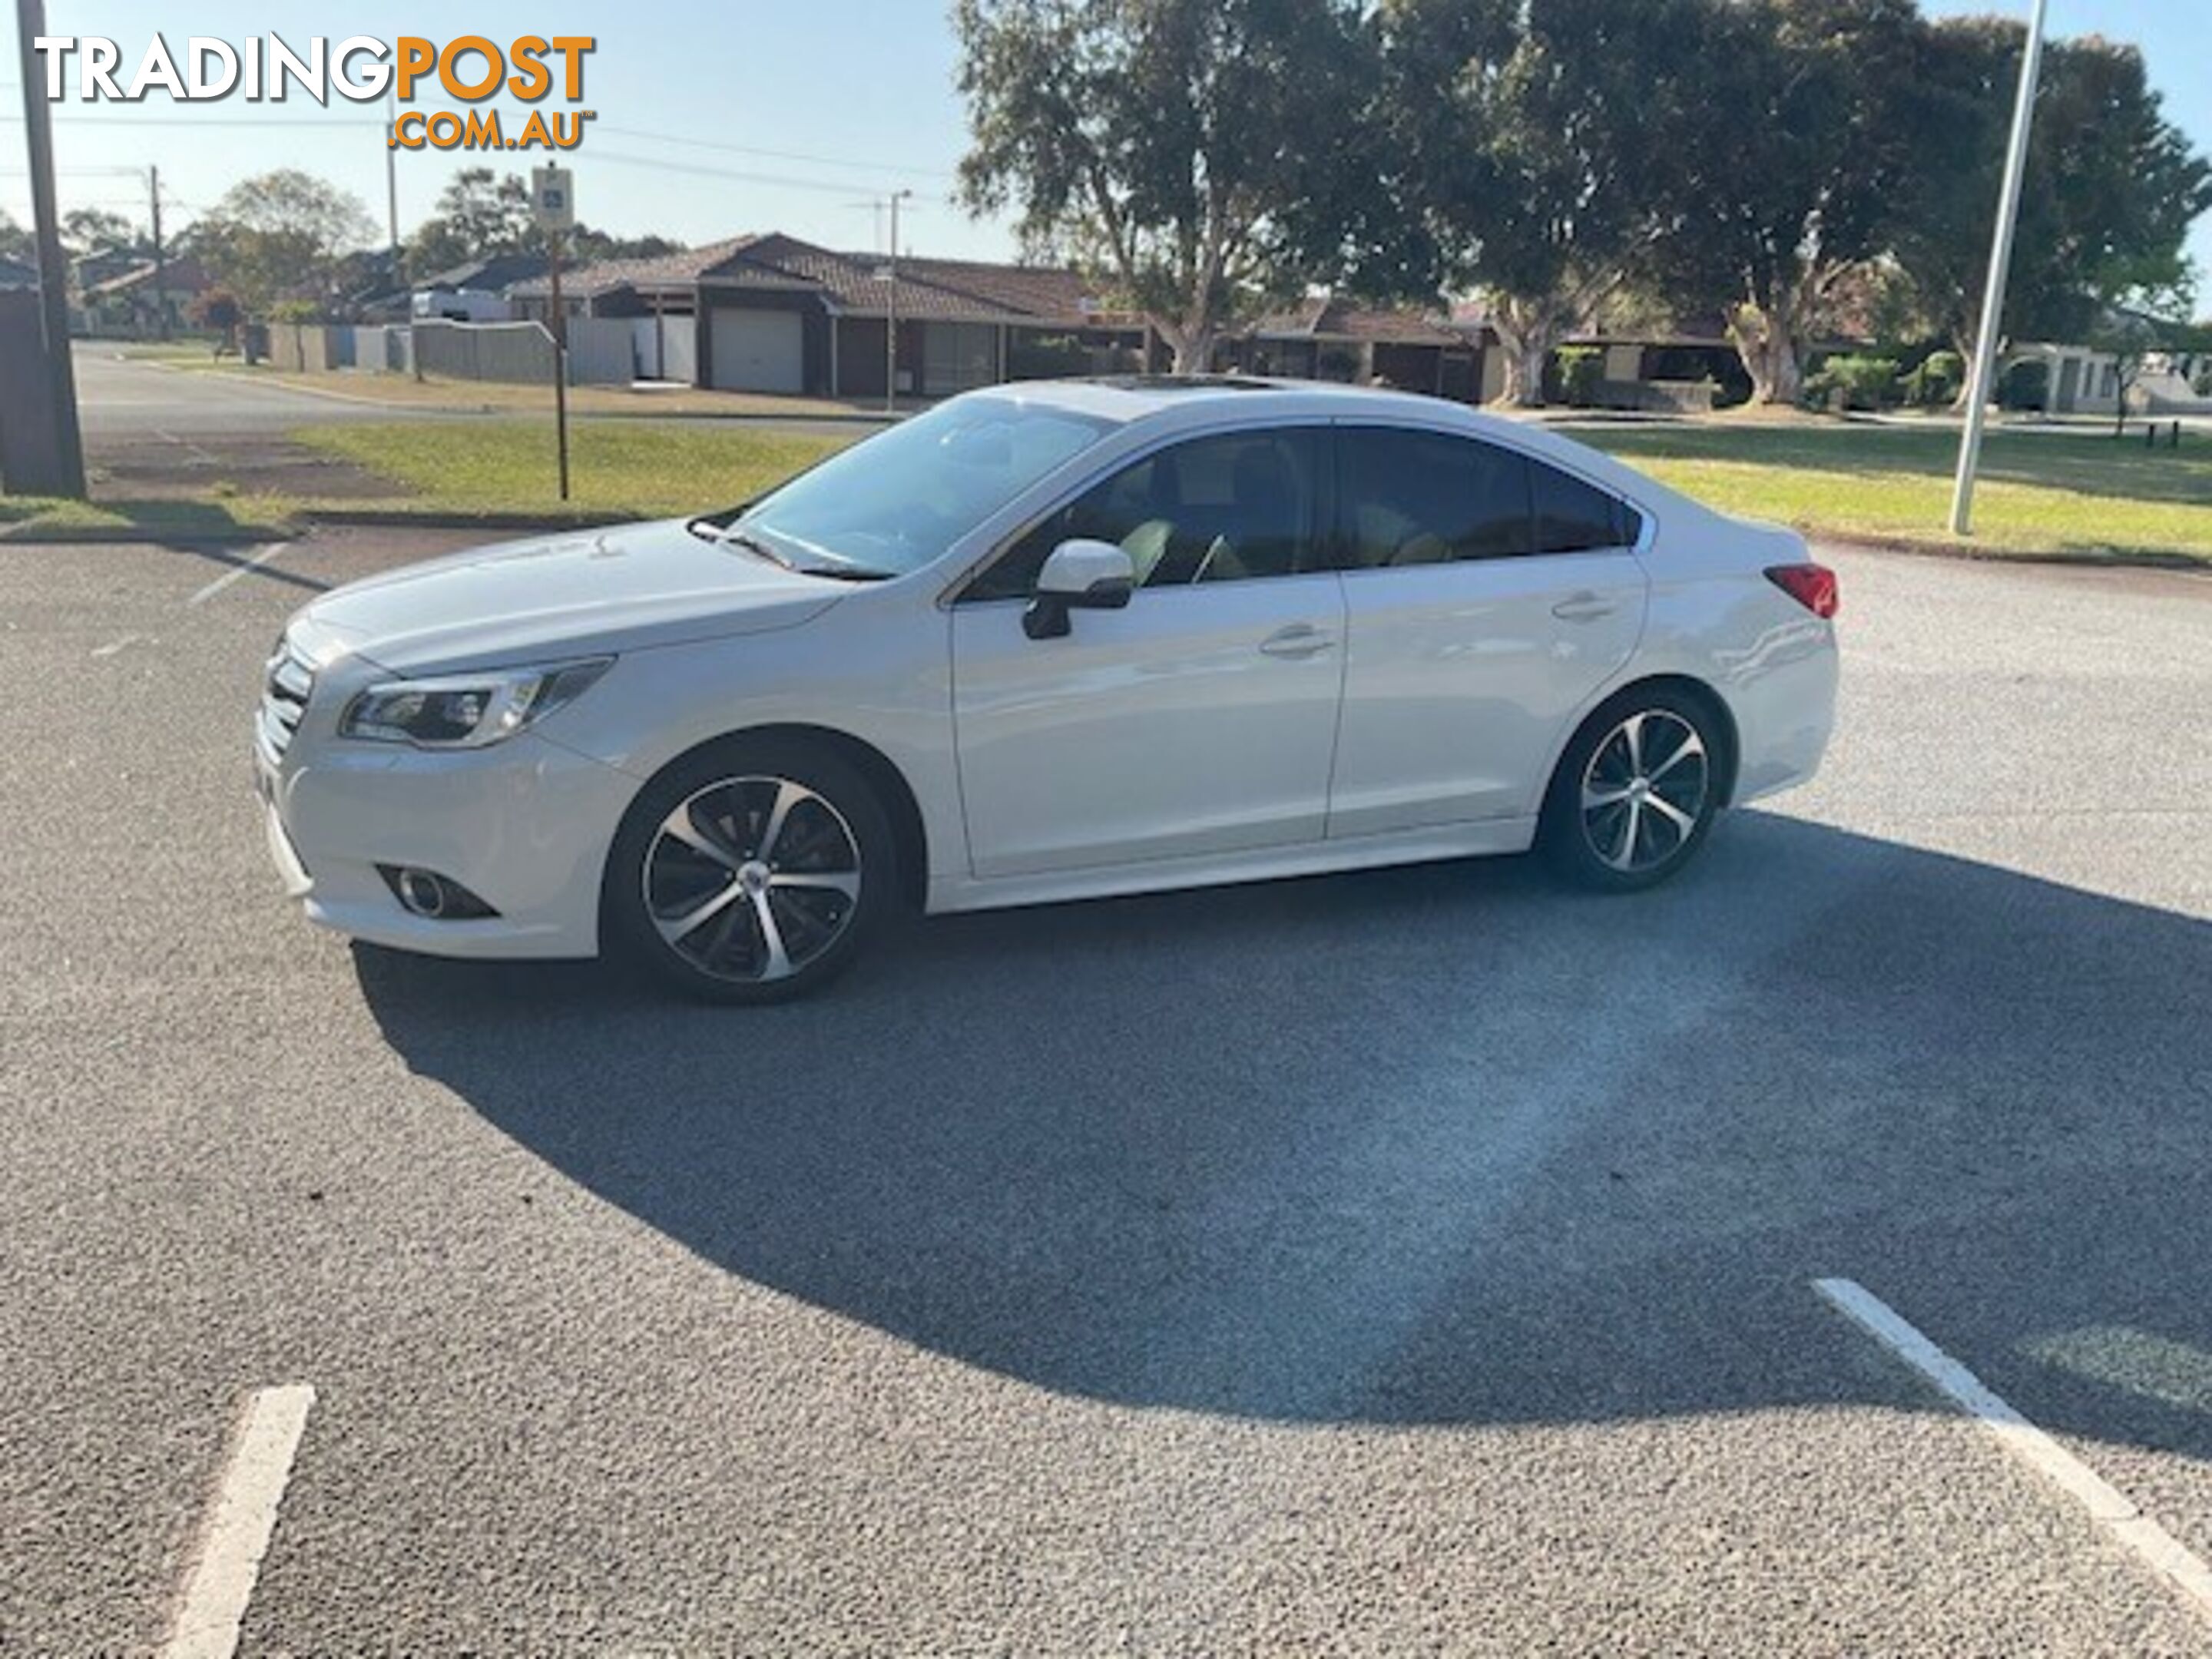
[5, 2, 2206, 288]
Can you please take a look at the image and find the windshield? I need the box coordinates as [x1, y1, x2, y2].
[733, 397, 1114, 578]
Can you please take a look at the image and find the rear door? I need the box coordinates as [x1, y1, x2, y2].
[1326, 423, 1649, 836]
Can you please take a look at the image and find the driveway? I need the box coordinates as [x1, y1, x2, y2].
[1, 530, 2207, 1651]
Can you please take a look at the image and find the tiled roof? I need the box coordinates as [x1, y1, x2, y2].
[520, 229, 1111, 325]
[1251, 296, 1465, 346]
[510, 234, 764, 298]
[84, 257, 211, 297]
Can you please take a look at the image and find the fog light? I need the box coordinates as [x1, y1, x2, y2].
[376, 865, 498, 921]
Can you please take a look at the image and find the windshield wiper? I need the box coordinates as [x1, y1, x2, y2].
[690, 519, 800, 572]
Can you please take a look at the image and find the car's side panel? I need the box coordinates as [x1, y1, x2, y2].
[1518, 514, 1838, 813]
[1328, 551, 1650, 833]
[949, 575, 1349, 878]
[530, 591, 973, 890]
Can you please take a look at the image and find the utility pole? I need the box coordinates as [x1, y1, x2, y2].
[1950, 0, 2050, 536]
[147, 164, 168, 343]
[885, 187, 912, 416]
[14, 0, 87, 497]
[385, 88, 401, 259]
[547, 227, 570, 501]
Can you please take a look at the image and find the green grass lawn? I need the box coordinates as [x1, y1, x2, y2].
[292, 420, 849, 520]
[1576, 421, 2212, 563]
[0, 492, 293, 539]
[12, 410, 2204, 562]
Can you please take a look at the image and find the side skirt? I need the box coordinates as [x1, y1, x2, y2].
[924, 817, 1541, 916]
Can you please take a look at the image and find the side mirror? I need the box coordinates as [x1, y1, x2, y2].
[1024, 538, 1135, 640]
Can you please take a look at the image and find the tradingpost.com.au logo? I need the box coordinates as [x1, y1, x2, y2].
[28, 33, 598, 152]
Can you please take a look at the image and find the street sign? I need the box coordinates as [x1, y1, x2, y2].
[531, 166, 575, 232]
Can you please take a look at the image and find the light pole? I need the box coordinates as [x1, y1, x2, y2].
[885, 188, 912, 416]
[1950, 0, 2051, 536]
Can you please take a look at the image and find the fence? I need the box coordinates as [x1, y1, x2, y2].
[257, 318, 647, 386]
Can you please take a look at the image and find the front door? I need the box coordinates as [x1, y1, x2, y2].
[1327, 424, 1650, 836]
[951, 427, 1346, 879]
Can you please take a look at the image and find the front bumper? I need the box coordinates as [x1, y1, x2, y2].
[256, 728, 638, 960]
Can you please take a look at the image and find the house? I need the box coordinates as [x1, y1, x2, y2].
[409, 253, 549, 323]
[510, 233, 1157, 396]
[1221, 297, 1481, 399]
[0, 255, 38, 291]
[79, 257, 210, 337]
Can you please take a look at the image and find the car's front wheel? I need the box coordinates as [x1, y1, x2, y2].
[1541, 687, 1724, 892]
[604, 737, 896, 1003]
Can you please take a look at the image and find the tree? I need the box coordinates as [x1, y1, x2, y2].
[406, 167, 534, 277]
[194, 169, 375, 319]
[1383, 0, 1707, 406]
[61, 207, 144, 262]
[568, 227, 685, 265]
[954, 0, 1376, 373]
[406, 166, 684, 279]
[1889, 22, 2212, 399]
[1646, 0, 1922, 405]
[0, 210, 34, 264]
[189, 287, 243, 355]
[2085, 270, 2200, 435]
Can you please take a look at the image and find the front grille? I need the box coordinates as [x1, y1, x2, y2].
[257, 637, 315, 767]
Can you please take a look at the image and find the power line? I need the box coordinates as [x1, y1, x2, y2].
[594, 124, 954, 180]
[583, 147, 955, 204]
[0, 109, 962, 184]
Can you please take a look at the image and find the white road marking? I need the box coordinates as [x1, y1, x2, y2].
[154, 427, 222, 465]
[187, 545, 290, 608]
[1815, 1278, 2212, 1623]
[93, 633, 148, 658]
[161, 1383, 316, 1659]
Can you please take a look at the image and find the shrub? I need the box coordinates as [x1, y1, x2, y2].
[1997, 358, 2049, 411]
[1556, 345, 1605, 408]
[1007, 333, 1092, 380]
[1817, 354, 1902, 411]
[1902, 350, 1964, 407]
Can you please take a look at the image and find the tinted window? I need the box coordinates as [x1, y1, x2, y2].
[1532, 462, 1631, 554]
[1337, 429, 1533, 568]
[968, 429, 1324, 601]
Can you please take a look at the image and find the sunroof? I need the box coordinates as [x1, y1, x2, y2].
[1087, 375, 1283, 393]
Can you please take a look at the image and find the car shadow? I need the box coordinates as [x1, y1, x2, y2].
[356, 813, 2212, 1449]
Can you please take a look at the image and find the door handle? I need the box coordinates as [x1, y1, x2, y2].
[1258, 624, 1336, 659]
[1551, 591, 1616, 623]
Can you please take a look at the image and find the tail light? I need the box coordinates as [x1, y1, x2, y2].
[1765, 563, 1839, 619]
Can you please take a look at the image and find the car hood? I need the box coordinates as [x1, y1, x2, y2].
[298, 518, 848, 674]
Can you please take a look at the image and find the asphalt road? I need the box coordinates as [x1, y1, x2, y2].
[2, 528, 2209, 1654]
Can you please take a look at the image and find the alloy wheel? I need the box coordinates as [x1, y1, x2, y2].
[1578, 710, 1710, 876]
[642, 776, 863, 983]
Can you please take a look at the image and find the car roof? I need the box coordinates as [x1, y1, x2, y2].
[967, 374, 1462, 426]
[961, 376, 1691, 521]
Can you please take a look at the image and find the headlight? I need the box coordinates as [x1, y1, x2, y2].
[339, 657, 613, 749]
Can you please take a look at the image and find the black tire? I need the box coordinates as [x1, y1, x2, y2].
[602, 735, 899, 1004]
[1541, 685, 1724, 892]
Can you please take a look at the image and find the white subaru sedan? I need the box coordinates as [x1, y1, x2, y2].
[254, 378, 1837, 1002]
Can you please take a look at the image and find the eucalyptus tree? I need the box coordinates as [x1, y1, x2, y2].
[1647, 0, 1923, 405]
[1889, 19, 2212, 395]
[953, 0, 1376, 373]
[1382, 0, 1705, 406]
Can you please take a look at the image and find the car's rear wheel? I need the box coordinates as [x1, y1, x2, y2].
[604, 737, 896, 1003]
[1541, 687, 1722, 892]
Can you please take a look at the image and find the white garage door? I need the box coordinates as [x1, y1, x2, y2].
[709, 308, 803, 393]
